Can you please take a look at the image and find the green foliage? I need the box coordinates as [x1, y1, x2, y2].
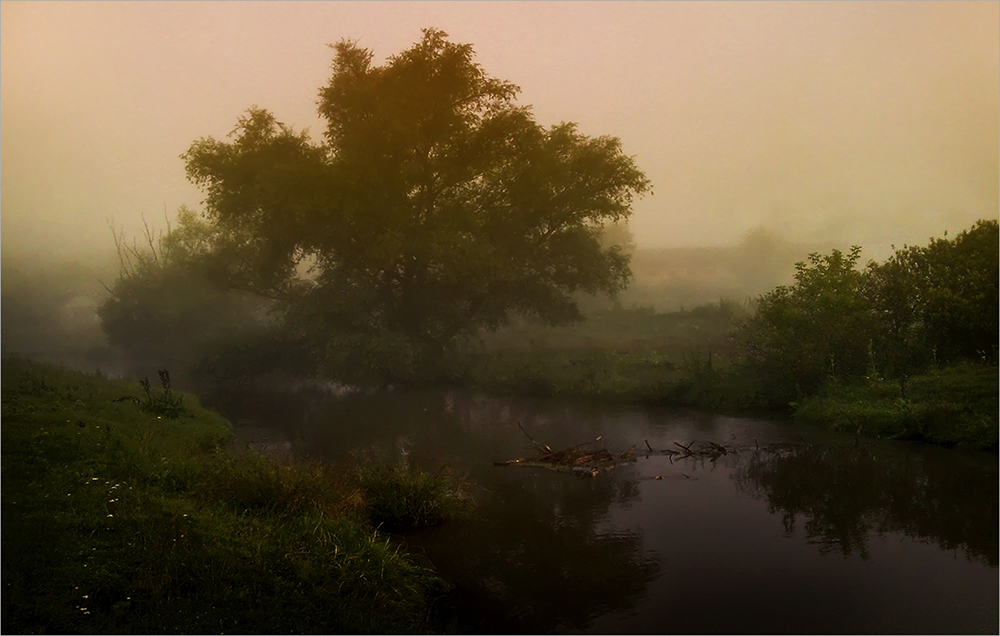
[738, 246, 874, 405]
[177, 28, 650, 383]
[793, 364, 998, 450]
[1, 358, 457, 634]
[358, 462, 470, 531]
[98, 209, 273, 371]
[737, 220, 998, 408]
[138, 370, 187, 418]
[864, 219, 999, 373]
[437, 301, 759, 407]
[198, 453, 359, 518]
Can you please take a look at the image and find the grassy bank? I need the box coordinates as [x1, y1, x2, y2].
[455, 347, 758, 409]
[793, 364, 999, 451]
[455, 348, 997, 450]
[1, 356, 465, 634]
[441, 302, 759, 409]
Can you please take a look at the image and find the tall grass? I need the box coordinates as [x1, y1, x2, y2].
[359, 462, 470, 531]
[2, 356, 462, 634]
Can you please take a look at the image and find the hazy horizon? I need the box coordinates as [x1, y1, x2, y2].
[2, 1, 997, 261]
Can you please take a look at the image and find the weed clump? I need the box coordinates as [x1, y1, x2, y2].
[358, 462, 469, 531]
[139, 370, 186, 418]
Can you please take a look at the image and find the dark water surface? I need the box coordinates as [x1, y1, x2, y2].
[201, 384, 998, 634]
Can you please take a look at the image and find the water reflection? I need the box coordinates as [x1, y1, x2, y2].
[407, 472, 659, 633]
[734, 443, 999, 566]
[202, 387, 663, 632]
[201, 386, 998, 634]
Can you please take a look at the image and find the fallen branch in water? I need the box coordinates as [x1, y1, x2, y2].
[499, 431, 812, 475]
[497, 425, 635, 475]
[644, 439, 810, 460]
[517, 421, 552, 454]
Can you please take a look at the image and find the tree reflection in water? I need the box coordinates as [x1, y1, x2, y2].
[405, 469, 659, 634]
[733, 442, 998, 566]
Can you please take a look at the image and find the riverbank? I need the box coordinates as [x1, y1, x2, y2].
[433, 350, 997, 451]
[793, 363, 999, 451]
[1, 356, 463, 634]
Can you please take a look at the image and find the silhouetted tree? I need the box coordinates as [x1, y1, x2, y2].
[98, 208, 270, 371]
[178, 29, 650, 382]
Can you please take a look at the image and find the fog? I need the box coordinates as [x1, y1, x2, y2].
[2, 1, 996, 262]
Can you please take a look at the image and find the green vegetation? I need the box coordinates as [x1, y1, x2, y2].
[359, 463, 470, 531]
[96, 214, 997, 451]
[735, 219, 998, 449]
[436, 221, 998, 449]
[97, 209, 274, 377]
[447, 301, 754, 407]
[84, 25, 996, 451]
[740, 219, 998, 407]
[1, 357, 466, 634]
[101, 28, 650, 385]
[794, 364, 998, 450]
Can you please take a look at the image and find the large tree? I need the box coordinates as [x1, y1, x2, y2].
[181, 29, 650, 381]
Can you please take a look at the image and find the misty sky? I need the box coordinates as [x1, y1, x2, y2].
[2, 1, 997, 260]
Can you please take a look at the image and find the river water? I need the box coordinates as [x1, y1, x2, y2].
[201, 384, 998, 634]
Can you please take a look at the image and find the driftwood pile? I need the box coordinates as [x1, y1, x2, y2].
[643, 438, 811, 462]
[496, 423, 806, 475]
[493, 423, 636, 475]
[643, 439, 743, 462]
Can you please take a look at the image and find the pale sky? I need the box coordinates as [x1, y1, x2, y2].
[2, 1, 997, 260]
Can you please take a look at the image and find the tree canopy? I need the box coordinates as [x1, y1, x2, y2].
[176, 28, 650, 381]
[738, 219, 998, 406]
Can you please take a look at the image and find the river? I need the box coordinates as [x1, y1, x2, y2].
[200, 383, 999, 634]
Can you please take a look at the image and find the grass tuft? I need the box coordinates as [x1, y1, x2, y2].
[358, 462, 470, 531]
